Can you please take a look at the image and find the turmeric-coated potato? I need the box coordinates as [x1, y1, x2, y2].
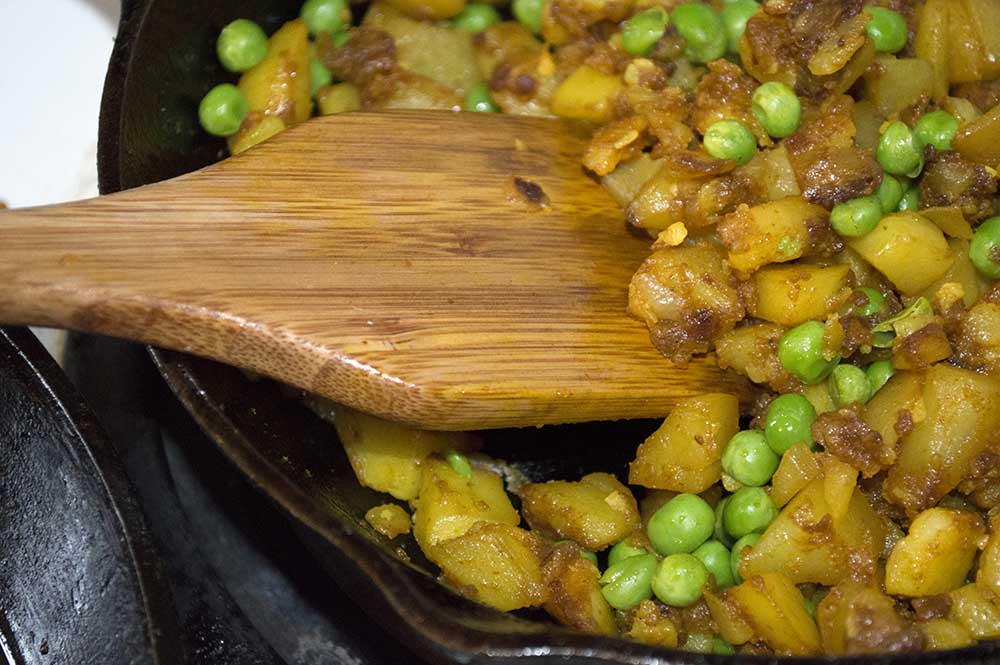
[749, 264, 851, 327]
[238, 19, 311, 127]
[541, 543, 616, 635]
[817, 583, 923, 655]
[847, 213, 954, 296]
[886, 507, 985, 597]
[549, 65, 623, 123]
[949, 583, 1000, 639]
[728, 573, 822, 656]
[717, 197, 832, 276]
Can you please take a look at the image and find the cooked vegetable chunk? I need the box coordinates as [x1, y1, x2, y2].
[818, 583, 924, 654]
[847, 213, 955, 296]
[886, 507, 985, 597]
[541, 543, 616, 635]
[728, 573, 822, 656]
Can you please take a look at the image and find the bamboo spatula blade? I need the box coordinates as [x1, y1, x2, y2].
[0, 110, 750, 429]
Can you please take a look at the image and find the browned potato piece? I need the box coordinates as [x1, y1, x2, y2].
[741, 479, 886, 586]
[861, 371, 924, 467]
[333, 406, 477, 501]
[884, 364, 1000, 515]
[704, 590, 753, 645]
[625, 600, 679, 647]
[717, 197, 833, 276]
[978, 517, 1000, 598]
[749, 264, 851, 327]
[628, 393, 739, 494]
[728, 573, 822, 656]
[412, 458, 519, 557]
[364, 503, 411, 538]
[715, 323, 794, 391]
[949, 583, 1000, 639]
[519, 472, 640, 551]
[886, 508, 986, 597]
[238, 19, 311, 127]
[434, 522, 547, 611]
[541, 543, 616, 636]
[920, 619, 976, 651]
[953, 300, 1000, 374]
[601, 155, 663, 207]
[817, 583, 924, 654]
[228, 112, 285, 155]
[770, 442, 821, 508]
[847, 213, 954, 296]
[864, 56, 934, 118]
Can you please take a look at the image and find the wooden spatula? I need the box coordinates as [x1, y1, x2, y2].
[0, 110, 751, 430]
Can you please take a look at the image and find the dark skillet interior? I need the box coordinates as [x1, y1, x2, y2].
[99, 1, 999, 662]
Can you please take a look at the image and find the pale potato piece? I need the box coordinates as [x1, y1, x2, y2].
[364, 503, 411, 539]
[728, 573, 822, 656]
[847, 213, 954, 296]
[705, 590, 754, 645]
[886, 508, 985, 597]
[750, 264, 851, 326]
[920, 619, 976, 651]
[549, 65, 623, 123]
[625, 599, 679, 647]
[978, 517, 1000, 598]
[628, 393, 739, 494]
[412, 458, 519, 557]
[334, 406, 477, 501]
[717, 197, 831, 276]
[950, 583, 1000, 639]
[771, 443, 821, 508]
[434, 522, 547, 611]
[237, 19, 311, 126]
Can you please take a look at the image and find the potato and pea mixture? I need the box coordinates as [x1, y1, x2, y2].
[198, 0, 1000, 656]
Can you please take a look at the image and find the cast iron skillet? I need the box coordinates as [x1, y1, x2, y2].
[98, 1, 1000, 662]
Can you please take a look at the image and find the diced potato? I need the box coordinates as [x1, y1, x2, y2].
[947, 0, 1000, 83]
[238, 19, 311, 126]
[771, 442, 821, 508]
[922, 239, 988, 307]
[728, 573, 822, 656]
[851, 100, 882, 152]
[541, 544, 617, 635]
[228, 112, 286, 155]
[549, 66, 622, 123]
[954, 102, 1000, 167]
[717, 197, 831, 276]
[334, 406, 477, 501]
[749, 264, 851, 326]
[625, 599, 679, 647]
[818, 454, 858, 522]
[914, 0, 950, 101]
[818, 583, 923, 655]
[861, 371, 924, 466]
[364, 2, 480, 92]
[922, 207, 973, 240]
[759, 144, 801, 200]
[412, 458, 519, 556]
[741, 479, 886, 586]
[602, 154, 663, 208]
[920, 619, 976, 651]
[886, 508, 985, 596]
[364, 503, 411, 538]
[472, 21, 541, 82]
[519, 472, 640, 551]
[978, 517, 1000, 598]
[800, 382, 835, 415]
[714, 323, 792, 390]
[885, 364, 1000, 515]
[383, 0, 465, 21]
[379, 71, 463, 110]
[950, 583, 1000, 639]
[704, 590, 754, 645]
[963, 0, 1000, 78]
[434, 522, 547, 611]
[316, 83, 362, 115]
[864, 56, 934, 118]
[628, 393, 739, 494]
[942, 96, 982, 125]
[847, 213, 954, 296]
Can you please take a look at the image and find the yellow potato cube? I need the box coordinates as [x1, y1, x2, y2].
[364, 503, 411, 539]
[750, 264, 851, 326]
[316, 83, 362, 115]
[383, 0, 466, 20]
[847, 213, 954, 296]
[238, 19, 311, 126]
[886, 507, 985, 597]
[978, 517, 1000, 598]
[541, 544, 616, 635]
[434, 522, 547, 611]
[771, 442, 821, 508]
[921, 619, 976, 651]
[718, 197, 831, 276]
[729, 573, 822, 656]
[227, 112, 286, 155]
[628, 393, 739, 494]
[950, 583, 1000, 639]
[412, 458, 519, 556]
[334, 406, 477, 501]
[550, 65, 623, 123]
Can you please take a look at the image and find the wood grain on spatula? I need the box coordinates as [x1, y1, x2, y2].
[0, 110, 751, 429]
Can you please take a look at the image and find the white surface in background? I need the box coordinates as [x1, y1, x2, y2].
[0, 0, 120, 360]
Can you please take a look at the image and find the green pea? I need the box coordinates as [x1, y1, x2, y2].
[693, 540, 736, 589]
[830, 195, 883, 238]
[652, 553, 709, 607]
[198, 83, 249, 137]
[764, 393, 816, 455]
[721, 430, 779, 487]
[703, 119, 756, 165]
[866, 360, 895, 394]
[864, 7, 907, 53]
[599, 553, 657, 610]
[512, 0, 545, 34]
[751, 81, 801, 139]
[970, 216, 1000, 279]
[803, 595, 818, 618]
[580, 549, 598, 564]
[877, 120, 925, 177]
[332, 30, 352, 48]
[310, 58, 333, 96]
[875, 173, 904, 213]
[713, 637, 737, 655]
[897, 185, 920, 211]
[723, 487, 777, 540]
[828, 363, 872, 407]
[713, 497, 733, 547]
[855, 287, 886, 318]
[915, 110, 959, 152]
[621, 7, 670, 57]
[301, 0, 351, 36]
[719, 0, 758, 54]
[464, 82, 499, 113]
[217, 19, 268, 73]
[778, 321, 839, 384]
[729, 532, 760, 584]
[647, 493, 715, 555]
[451, 3, 501, 32]
[444, 448, 472, 478]
[608, 538, 649, 567]
[671, 2, 727, 64]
